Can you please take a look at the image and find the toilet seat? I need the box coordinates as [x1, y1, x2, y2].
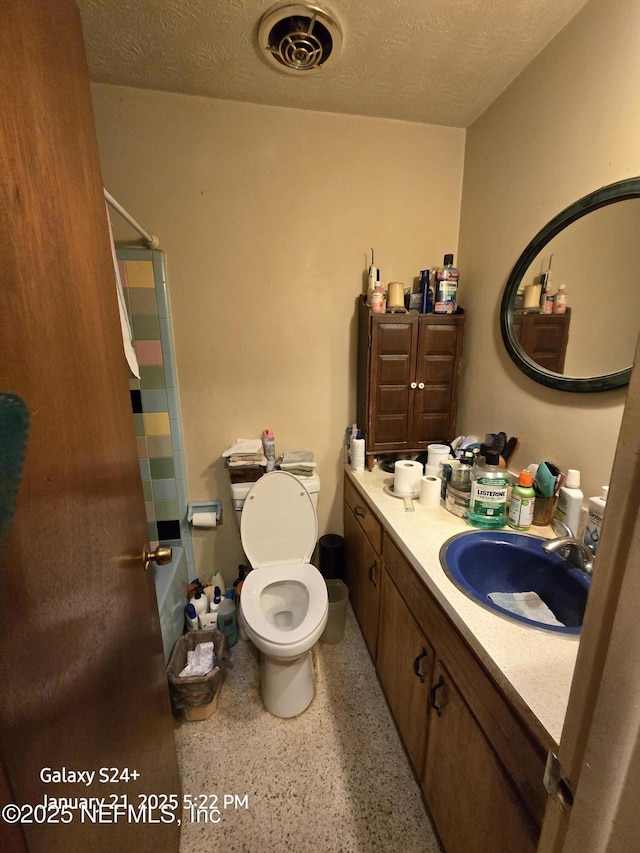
[241, 471, 317, 567]
[240, 563, 328, 647]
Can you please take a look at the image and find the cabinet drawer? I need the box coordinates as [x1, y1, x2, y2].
[344, 476, 383, 554]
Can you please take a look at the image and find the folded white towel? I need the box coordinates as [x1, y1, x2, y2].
[227, 456, 266, 467]
[222, 439, 263, 458]
[279, 461, 317, 470]
[228, 453, 265, 463]
[280, 450, 314, 464]
[487, 591, 565, 627]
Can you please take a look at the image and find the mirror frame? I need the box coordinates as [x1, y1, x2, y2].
[500, 177, 640, 392]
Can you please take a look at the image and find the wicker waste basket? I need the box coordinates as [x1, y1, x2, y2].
[167, 629, 229, 721]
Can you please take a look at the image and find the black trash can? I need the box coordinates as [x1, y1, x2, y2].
[319, 534, 345, 579]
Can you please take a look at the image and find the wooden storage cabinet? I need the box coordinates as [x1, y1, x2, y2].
[343, 476, 382, 660]
[356, 296, 465, 468]
[513, 308, 571, 373]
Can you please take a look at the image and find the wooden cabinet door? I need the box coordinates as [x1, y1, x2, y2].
[0, 3, 181, 851]
[423, 663, 538, 853]
[377, 568, 433, 777]
[369, 316, 417, 451]
[343, 506, 380, 660]
[413, 317, 464, 446]
[515, 311, 570, 373]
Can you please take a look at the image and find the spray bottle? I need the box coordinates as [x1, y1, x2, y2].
[262, 428, 276, 472]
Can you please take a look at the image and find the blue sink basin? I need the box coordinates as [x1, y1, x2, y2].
[440, 531, 590, 634]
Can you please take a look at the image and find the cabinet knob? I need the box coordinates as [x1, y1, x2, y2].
[368, 560, 377, 587]
[417, 382, 425, 390]
[410, 382, 417, 389]
[353, 506, 366, 519]
[430, 674, 446, 716]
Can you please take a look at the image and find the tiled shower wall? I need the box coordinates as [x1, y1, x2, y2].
[117, 249, 194, 575]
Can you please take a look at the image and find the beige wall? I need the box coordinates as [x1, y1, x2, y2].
[92, 0, 640, 583]
[458, 0, 640, 503]
[91, 88, 465, 584]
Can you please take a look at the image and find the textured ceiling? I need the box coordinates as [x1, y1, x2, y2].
[77, 0, 590, 128]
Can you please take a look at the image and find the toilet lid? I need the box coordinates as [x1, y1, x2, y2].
[241, 471, 317, 567]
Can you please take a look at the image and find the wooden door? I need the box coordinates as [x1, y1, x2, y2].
[0, 2, 181, 851]
[369, 316, 417, 451]
[412, 317, 464, 447]
[377, 568, 432, 777]
[423, 662, 538, 853]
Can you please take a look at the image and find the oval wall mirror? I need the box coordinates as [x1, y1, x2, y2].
[500, 177, 640, 392]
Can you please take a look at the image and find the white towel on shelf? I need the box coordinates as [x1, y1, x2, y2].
[222, 439, 263, 458]
[279, 461, 317, 470]
[487, 591, 565, 627]
[280, 450, 314, 465]
[227, 456, 267, 468]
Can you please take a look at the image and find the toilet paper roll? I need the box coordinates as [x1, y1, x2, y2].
[420, 476, 441, 508]
[425, 463, 443, 478]
[191, 512, 217, 529]
[394, 460, 423, 496]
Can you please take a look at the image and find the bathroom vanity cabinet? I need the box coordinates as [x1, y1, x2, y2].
[343, 472, 548, 852]
[356, 297, 465, 469]
[513, 308, 571, 373]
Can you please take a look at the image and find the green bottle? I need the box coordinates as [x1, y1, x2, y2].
[508, 470, 536, 531]
[467, 451, 508, 529]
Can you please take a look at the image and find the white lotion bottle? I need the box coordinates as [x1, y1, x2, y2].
[190, 589, 209, 618]
[583, 485, 609, 555]
[351, 431, 365, 473]
[184, 603, 199, 632]
[555, 469, 584, 536]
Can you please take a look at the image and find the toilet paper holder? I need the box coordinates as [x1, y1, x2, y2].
[188, 500, 223, 527]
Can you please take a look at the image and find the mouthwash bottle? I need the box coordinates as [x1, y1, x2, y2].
[433, 253, 459, 314]
[468, 450, 508, 529]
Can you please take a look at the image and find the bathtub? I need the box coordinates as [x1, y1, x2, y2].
[153, 545, 189, 662]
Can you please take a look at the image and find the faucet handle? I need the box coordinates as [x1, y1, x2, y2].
[542, 536, 593, 575]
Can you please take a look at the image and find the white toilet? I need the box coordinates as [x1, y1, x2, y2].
[239, 471, 329, 718]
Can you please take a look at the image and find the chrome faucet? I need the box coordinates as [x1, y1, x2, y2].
[542, 535, 594, 575]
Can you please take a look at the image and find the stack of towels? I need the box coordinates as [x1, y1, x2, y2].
[222, 439, 266, 468]
[277, 450, 316, 477]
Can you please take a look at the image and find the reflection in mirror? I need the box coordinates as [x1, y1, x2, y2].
[516, 200, 640, 377]
[501, 177, 640, 392]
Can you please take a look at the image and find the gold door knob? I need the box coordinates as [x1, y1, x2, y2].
[143, 544, 173, 572]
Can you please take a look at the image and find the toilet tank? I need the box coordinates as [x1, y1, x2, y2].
[231, 473, 320, 528]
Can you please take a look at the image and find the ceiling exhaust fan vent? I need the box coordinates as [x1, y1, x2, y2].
[258, 4, 343, 75]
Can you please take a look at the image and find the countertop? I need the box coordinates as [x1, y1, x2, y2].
[345, 465, 579, 747]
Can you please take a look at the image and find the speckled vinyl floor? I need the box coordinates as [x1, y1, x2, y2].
[175, 606, 441, 853]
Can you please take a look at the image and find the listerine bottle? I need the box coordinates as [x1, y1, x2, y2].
[467, 449, 508, 529]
